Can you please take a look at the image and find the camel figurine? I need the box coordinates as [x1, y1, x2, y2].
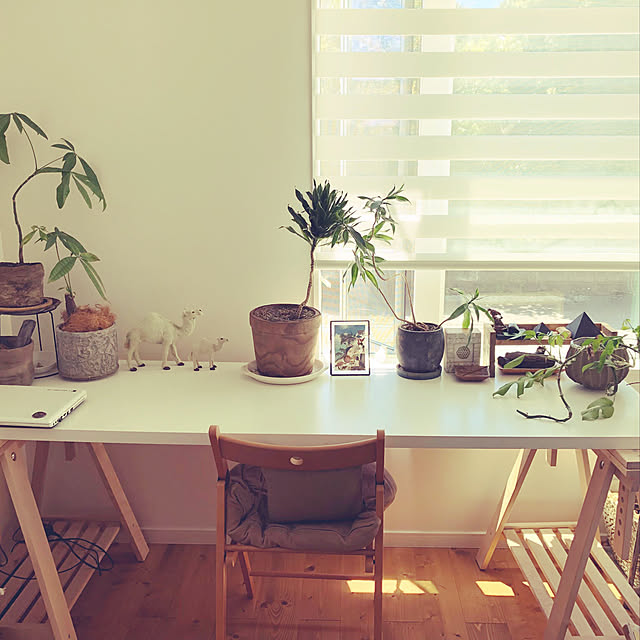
[190, 337, 228, 371]
[125, 307, 203, 371]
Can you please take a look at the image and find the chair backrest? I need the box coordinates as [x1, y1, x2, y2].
[209, 425, 384, 483]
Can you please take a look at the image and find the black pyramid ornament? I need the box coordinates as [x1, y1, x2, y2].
[565, 312, 601, 339]
[533, 322, 552, 335]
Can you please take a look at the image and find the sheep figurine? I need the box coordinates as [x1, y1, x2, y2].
[125, 307, 203, 371]
[190, 337, 229, 371]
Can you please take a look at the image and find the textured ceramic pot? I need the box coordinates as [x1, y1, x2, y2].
[55, 323, 119, 381]
[0, 262, 44, 307]
[0, 340, 34, 385]
[565, 337, 629, 390]
[396, 323, 445, 379]
[249, 304, 321, 377]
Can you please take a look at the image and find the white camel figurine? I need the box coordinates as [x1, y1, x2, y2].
[190, 337, 229, 371]
[125, 308, 203, 371]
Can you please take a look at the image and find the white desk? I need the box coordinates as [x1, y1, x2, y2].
[1, 360, 636, 449]
[1, 362, 638, 640]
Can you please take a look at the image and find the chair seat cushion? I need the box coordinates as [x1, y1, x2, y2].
[225, 463, 397, 553]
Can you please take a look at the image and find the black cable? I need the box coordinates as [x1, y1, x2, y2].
[0, 520, 114, 582]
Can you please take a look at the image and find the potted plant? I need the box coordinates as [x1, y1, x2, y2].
[345, 189, 493, 378]
[493, 320, 639, 422]
[0, 112, 105, 307]
[249, 181, 367, 377]
[25, 225, 117, 381]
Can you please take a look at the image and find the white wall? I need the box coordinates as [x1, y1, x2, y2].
[0, 0, 585, 546]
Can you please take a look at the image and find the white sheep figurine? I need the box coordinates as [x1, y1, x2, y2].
[190, 337, 228, 371]
[125, 308, 203, 371]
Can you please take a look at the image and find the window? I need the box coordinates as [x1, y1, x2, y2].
[313, 0, 639, 359]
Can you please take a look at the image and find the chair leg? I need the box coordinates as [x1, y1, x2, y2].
[238, 551, 254, 600]
[216, 480, 227, 640]
[373, 485, 384, 640]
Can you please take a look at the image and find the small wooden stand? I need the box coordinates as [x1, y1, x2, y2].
[0, 440, 148, 640]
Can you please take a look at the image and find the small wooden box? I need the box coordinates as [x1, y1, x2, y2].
[488, 321, 616, 378]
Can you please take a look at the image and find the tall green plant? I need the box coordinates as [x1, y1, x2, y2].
[0, 112, 106, 263]
[283, 180, 366, 318]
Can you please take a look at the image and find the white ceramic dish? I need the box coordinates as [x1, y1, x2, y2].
[33, 350, 58, 378]
[242, 359, 327, 385]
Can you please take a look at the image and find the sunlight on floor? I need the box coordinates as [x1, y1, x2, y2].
[524, 580, 555, 598]
[476, 580, 515, 597]
[346, 579, 436, 594]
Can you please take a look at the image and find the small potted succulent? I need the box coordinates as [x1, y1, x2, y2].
[0, 112, 105, 307]
[345, 190, 492, 378]
[249, 181, 366, 377]
[23, 226, 117, 381]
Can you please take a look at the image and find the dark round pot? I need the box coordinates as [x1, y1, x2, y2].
[0, 262, 44, 307]
[396, 323, 444, 379]
[249, 304, 321, 377]
[565, 337, 629, 390]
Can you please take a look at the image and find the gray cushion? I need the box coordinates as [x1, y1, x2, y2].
[262, 466, 363, 523]
[225, 463, 397, 553]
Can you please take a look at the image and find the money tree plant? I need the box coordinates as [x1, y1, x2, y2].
[0, 112, 106, 263]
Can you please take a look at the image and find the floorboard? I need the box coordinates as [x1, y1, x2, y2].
[64, 544, 549, 639]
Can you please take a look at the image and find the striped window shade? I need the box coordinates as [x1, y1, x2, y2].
[312, 0, 640, 273]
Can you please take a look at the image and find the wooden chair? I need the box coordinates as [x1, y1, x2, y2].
[209, 425, 387, 640]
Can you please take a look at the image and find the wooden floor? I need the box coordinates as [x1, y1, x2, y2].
[69, 544, 548, 640]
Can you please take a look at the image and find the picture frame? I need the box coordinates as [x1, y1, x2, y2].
[330, 320, 370, 376]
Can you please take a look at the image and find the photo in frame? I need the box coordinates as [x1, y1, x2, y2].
[330, 320, 370, 376]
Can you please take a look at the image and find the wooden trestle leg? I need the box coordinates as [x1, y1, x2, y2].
[87, 443, 149, 562]
[0, 442, 77, 640]
[476, 449, 538, 570]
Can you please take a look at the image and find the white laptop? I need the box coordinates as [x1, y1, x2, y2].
[0, 386, 87, 429]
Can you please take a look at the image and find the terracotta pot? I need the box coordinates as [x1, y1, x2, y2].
[0, 262, 44, 307]
[396, 323, 444, 379]
[249, 304, 321, 377]
[565, 337, 630, 390]
[55, 323, 119, 381]
[0, 340, 35, 385]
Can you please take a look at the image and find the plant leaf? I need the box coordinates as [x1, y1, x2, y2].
[15, 113, 47, 138]
[78, 158, 106, 210]
[0, 132, 8, 164]
[20, 229, 36, 246]
[73, 176, 92, 208]
[79, 252, 99, 262]
[504, 354, 526, 369]
[48, 256, 76, 282]
[80, 260, 107, 299]
[57, 231, 86, 254]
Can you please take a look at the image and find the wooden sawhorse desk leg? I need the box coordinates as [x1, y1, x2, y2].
[0, 441, 77, 640]
[544, 452, 616, 639]
[86, 443, 149, 562]
[476, 449, 538, 569]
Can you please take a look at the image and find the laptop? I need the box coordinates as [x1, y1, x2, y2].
[0, 386, 87, 428]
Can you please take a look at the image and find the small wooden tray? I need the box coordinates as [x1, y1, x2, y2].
[454, 365, 490, 381]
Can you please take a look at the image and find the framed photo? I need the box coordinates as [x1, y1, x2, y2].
[330, 320, 370, 376]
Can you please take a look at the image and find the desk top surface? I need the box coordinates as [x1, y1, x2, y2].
[0, 362, 638, 448]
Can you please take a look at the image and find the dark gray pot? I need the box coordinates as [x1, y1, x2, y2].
[396, 323, 444, 379]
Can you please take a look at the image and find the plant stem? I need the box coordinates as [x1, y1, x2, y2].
[297, 240, 317, 319]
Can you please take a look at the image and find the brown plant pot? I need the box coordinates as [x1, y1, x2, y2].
[249, 304, 321, 377]
[565, 337, 630, 390]
[0, 339, 35, 385]
[55, 323, 119, 381]
[0, 262, 45, 307]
